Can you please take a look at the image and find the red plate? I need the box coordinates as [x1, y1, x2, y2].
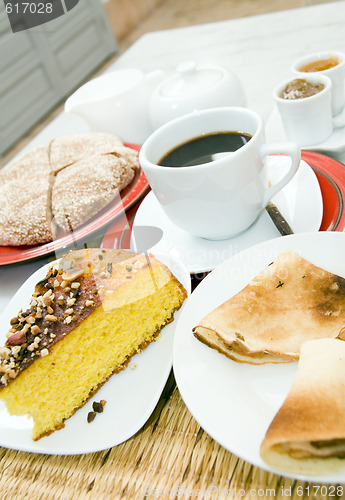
[302, 151, 345, 231]
[102, 151, 345, 251]
[0, 144, 149, 266]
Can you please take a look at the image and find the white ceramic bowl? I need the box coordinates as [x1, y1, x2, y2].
[291, 50, 345, 116]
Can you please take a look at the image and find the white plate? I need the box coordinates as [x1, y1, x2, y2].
[266, 105, 345, 155]
[133, 157, 323, 274]
[0, 251, 191, 455]
[173, 231, 345, 482]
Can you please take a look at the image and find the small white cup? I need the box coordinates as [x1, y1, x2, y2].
[139, 107, 300, 240]
[273, 74, 333, 146]
[291, 50, 345, 116]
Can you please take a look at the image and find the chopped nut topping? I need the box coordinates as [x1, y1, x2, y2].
[57, 295, 64, 305]
[42, 290, 53, 305]
[31, 325, 41, 335]
[53, 280, 60, 288]
[6, 330, 27, 346]
[35, 309, 42, 319]
[0, 347, 11, 360]
[47, 306, 54, 315]
[65, 308, 74, 316]
[62, 269, 84, 282]
[40, 348, 49, 357]
[64, 316, 72, 325]
[67, 298, 76, 307]
[71, 282, 80, 289]
[21, 323, 30, 334]
[46, 314, 57, 322]
[11, 346, 21, 356]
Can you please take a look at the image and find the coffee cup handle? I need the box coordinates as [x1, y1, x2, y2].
[260, 143, 301, 208]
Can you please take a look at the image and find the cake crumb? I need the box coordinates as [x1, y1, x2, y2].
[88, 400, 107, 422]
[130, 363, 137, 370]
[87, 411, 96, 423]
[92, 400, 106, 413]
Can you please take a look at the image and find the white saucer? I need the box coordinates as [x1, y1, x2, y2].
[266, 105, 345, 155]
[132, 157, 323, 274]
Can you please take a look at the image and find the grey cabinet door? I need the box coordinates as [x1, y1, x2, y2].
[0, 0, 117, 156]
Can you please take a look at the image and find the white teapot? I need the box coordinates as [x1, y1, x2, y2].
[148, 61, 247, 129]
[65, 68, 164, 144]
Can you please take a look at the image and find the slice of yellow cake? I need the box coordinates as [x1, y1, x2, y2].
[0, 249, 187, 440]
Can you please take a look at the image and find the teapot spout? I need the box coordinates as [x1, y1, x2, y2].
[64, 94, 86, 117]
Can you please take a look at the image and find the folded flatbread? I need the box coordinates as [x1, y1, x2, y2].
[193, 250, 345, 364]
[260, 338, 345, 475]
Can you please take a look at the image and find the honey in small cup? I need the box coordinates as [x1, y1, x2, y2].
[291, 51, 345, 116]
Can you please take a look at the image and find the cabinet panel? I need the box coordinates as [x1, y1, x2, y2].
[53, 17, 110, 76]
[0, 0, 117, 156]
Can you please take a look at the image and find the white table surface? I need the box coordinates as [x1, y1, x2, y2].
[1, 1, 345, 314]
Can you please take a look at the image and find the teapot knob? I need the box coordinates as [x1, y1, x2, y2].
[177, 61, 197, 74]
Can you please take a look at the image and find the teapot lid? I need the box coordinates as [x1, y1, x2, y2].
[160, 61, 225, 98]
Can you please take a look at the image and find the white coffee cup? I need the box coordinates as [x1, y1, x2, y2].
[139, 107, 300, 240]
[291, 50, 345, 117]
[273, 74, 333, 146]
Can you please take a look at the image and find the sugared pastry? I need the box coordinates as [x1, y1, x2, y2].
[0, 146, 55, 246]
[0, 133, 139, 245]
[51, 152, 137, 231]
[48, 132, 124, 173]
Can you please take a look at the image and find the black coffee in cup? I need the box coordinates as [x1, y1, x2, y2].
[158, 131, 252, 167]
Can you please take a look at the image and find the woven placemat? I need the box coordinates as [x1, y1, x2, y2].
[0, 371, 341, 500]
